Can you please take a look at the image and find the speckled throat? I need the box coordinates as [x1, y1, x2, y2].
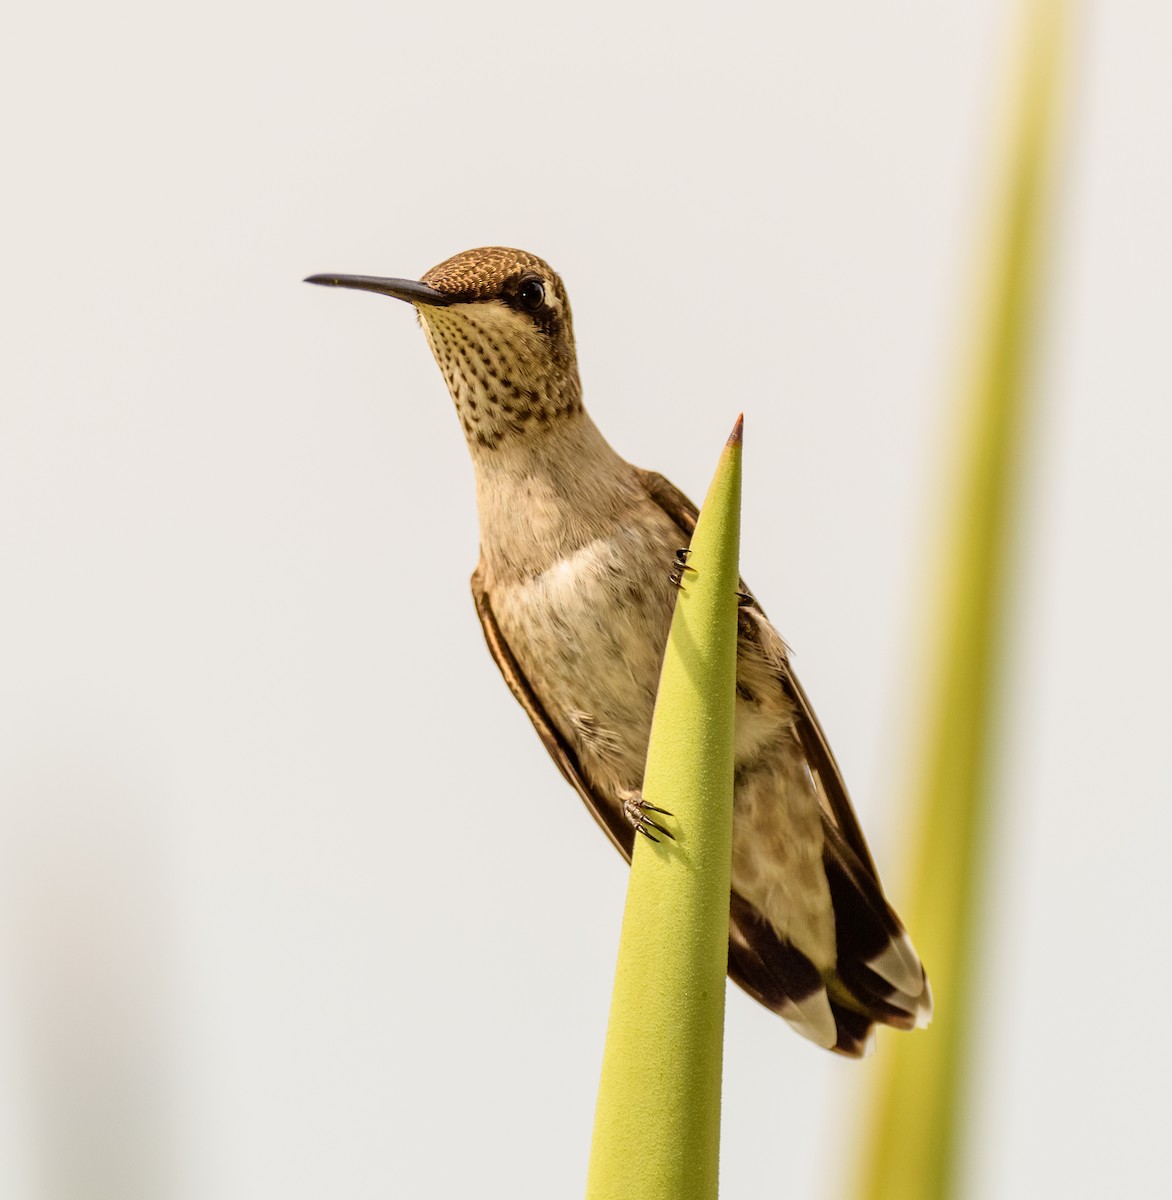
[418, 302, 582, 451]
[408, 247, 581, 451]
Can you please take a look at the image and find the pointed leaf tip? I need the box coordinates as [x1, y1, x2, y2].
[727, 414, 744, 446]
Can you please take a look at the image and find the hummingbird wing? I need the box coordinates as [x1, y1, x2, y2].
[638, 468, 931, 1054]
[637, 468, 878, 876]
[471, 558, 638, 863]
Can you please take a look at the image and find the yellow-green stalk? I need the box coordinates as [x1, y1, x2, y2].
[854, 4, 1071, 1198]
[585, 416, 743, 1200]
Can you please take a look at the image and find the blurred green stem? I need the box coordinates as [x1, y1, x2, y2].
[855, 3, 1071, 1197]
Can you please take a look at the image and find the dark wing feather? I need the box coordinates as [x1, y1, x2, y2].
[471, 558, 636, 861]
[637, 467, 880, 880]
[785, 670, 878, 876]
[639, 467, 932, 1052]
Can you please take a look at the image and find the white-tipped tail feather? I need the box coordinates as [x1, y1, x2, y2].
[781, 990, 839, 1051]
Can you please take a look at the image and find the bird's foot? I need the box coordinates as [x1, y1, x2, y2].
[668, 547, 696, 589]
[620, 789, 675, 842]
[671, 549, 754, 608]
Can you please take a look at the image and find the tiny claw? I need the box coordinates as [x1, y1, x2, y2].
[669, 548, 698, 588]
[641, 816, 676, 840]
[623, 789, 676, 842]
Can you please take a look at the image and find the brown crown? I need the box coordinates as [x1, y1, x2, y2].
[421, 246, 568, 309]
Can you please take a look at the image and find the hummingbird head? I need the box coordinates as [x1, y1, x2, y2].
[306, 247, 581, 451]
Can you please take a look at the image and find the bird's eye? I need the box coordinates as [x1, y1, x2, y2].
[518, 278, 545, 312]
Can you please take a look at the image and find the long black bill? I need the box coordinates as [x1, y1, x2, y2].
[303, 274, 453, 306]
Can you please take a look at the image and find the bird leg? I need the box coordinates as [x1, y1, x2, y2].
[668, 547, 697, 588]
[619, 789, 675, 842]
[671, 549, 754, 608]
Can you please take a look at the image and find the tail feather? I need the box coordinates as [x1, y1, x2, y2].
[822, 826, 932, 1031]
[729, 892, 840, 1051]
[726, 824, 931, 1058]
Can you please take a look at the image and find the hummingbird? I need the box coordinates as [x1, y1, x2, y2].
[306, 247, 931, 1056]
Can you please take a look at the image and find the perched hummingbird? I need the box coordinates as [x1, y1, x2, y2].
[306, 247, 931, 1056]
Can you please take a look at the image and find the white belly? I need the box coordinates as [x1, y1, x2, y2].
[490, 512, 680, 796]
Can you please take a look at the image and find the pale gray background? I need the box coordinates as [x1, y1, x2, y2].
[1, 2, 1169, 1197]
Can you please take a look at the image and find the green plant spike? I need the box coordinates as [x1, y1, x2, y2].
[854, 4, 1071, 1198]
[585, 415, 743, 1200]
